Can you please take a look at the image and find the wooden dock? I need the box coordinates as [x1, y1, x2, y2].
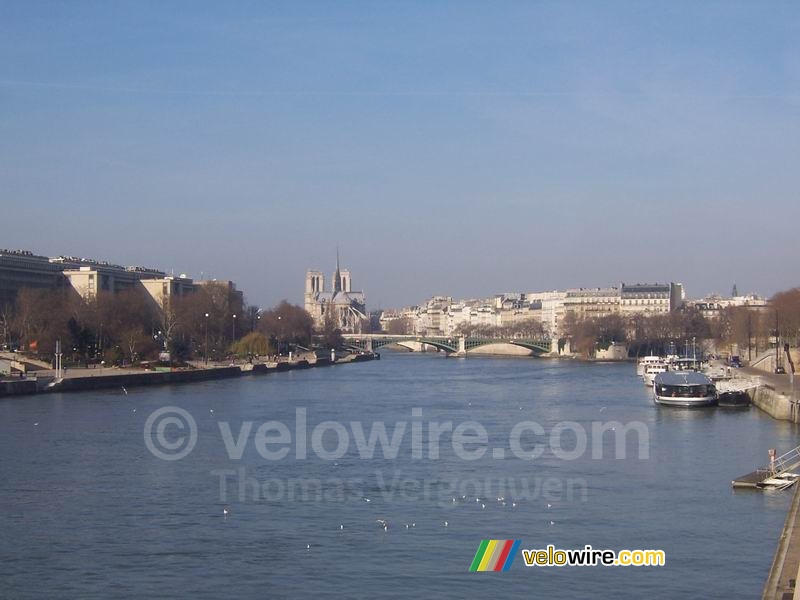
[733, 469, 774, 489]
[734, 446, 800, 489]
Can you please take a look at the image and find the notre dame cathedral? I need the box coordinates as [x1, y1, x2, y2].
[304, 253, 367, 333]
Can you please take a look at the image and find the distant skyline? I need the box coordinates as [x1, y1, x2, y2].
[1, 2, 798, 308]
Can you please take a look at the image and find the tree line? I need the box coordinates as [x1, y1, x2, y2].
[0, 285, 329, 366]
[561, 287, 800, 358]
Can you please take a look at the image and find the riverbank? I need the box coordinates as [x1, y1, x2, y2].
[763, 484, 800, 599]
[740, 367, 800, 423]
[746, 367, 800, 599]
[0, 351, 378, 397]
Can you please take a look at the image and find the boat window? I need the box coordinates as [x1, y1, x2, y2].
[657, 384, 711, 397]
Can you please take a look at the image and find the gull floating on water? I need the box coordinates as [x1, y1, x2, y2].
[339, 524, 344, 530]
[443, 521, 449, 527]
[307, 544, 311, 551]
[376, 519, 388, 532]
[121, 386, 128, 395]
[363, 497, 371, 503]
[34, 422, 39, 426]
[481, 503, 486, 509]
[223, 506, 231, 516]
[547, 503, 552, 509]
[209, 409, 214, 414]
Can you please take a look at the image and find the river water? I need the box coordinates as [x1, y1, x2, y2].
[0, 353, 797, 598]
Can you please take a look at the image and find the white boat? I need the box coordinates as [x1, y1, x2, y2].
[643, 362, 668, 387]
[637, 355, 663, 376]
[653, 371, 717, 407]
[670, 357, 703, 372]
[757, 473, 800, 491]
[663, 354, 681, 367]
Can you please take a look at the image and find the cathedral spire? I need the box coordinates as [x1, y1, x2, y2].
[333, 247, 342, 293]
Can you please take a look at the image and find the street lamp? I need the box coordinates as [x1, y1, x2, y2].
[775, 310, 780, 373]
[204, 312, 210, 366]
[232, 314, 237, 341]
[277, 315, 283, 355]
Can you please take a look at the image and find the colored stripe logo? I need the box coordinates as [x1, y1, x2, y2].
[470, 540, 521, 572]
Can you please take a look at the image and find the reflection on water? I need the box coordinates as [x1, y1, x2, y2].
[0, 354, 797, 599]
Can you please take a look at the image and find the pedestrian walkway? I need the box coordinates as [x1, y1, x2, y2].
[742, 366, 797, 398]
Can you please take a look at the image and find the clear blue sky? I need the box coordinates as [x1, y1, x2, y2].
[1, 1, 798, 309]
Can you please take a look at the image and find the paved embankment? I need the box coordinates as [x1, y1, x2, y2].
[763, 484, 800, 599]
[53, 366, 242, 392]
[0, 379, 38, 396]
[741, 367, 799, 423]
[0, 353, 376, 397]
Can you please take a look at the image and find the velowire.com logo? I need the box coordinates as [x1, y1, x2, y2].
[469, 540, 521, 572]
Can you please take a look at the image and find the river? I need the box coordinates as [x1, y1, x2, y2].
[0, 353, 796, 598]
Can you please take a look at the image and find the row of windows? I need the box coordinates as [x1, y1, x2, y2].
[623, 299, 668, 305]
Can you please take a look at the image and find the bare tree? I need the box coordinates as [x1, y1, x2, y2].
[257, 300, 314, 350]
[0, 301, 13, 348]
[11, 287, 71, 357]
[772, 288, 800, 344]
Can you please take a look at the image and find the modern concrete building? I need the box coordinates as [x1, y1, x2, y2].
[0, 249, 75, 306]
[195, 279, 243, 301]
[140, 275, 197, 312]
[0, 249, 246, 322]
[62, 263, 166, 299]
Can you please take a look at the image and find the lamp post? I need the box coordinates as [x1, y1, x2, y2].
[775, 310, 780, 372]
[277, 315, 283, 355]
[204, 312, 209, 366]
[232, 314, 237, 341]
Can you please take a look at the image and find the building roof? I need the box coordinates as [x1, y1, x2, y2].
[316, 290, 365, 305]
[655, 371, 712, 386]
[621, 283, 670, 295]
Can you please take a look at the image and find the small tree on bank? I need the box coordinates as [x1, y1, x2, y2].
[320, 307, 343, 350]
[231, 331, 272, 357]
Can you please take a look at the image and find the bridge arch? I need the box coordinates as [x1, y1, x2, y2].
[342, 335, 551, 356]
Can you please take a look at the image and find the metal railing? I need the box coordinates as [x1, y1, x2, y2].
[768, 445, 800, 476]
